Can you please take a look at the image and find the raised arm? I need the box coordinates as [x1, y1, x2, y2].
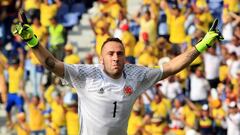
[161, 19, 223, 79]
[161, 47, 200, 79]
[12, 16, 64, 78]
[31, 44, 64, 77]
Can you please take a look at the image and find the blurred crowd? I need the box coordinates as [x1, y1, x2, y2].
[0, 0, 240, 135]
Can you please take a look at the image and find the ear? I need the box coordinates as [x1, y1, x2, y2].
[99, 55, 104, 65]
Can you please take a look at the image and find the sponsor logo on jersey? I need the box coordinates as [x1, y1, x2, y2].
[98, 88, 104, 94]
[123, 86, 133, 96]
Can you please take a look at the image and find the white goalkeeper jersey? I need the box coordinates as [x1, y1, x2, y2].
[63, 64, 163, 135]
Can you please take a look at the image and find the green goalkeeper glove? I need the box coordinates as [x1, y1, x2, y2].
[195, 19, 224, 53]
[11, 23, 39, 48]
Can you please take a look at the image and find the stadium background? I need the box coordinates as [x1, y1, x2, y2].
[0, 0, 240, 135]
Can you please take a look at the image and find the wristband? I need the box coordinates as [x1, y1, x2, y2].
[27, 35, 39, 48]
[195, 40, 208, 53]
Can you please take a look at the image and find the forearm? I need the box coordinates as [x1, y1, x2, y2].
[162, 47, 200, 79]
[31, 44, 64, 77]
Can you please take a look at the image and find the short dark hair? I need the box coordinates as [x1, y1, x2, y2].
[101, 37, 124, 53]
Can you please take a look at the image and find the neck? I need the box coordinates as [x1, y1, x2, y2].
[103, 69, 122, 79]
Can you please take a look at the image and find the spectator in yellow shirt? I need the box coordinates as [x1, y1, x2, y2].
[31, 17, 48, 47]
[24, 0, 41, 20]
[182, 104, 198, 135]
[0, 52, 7, 103]
[14, 112, 30, 135]
[134, 32, 152, 58]
[185, 98, 213, 135]
[21, 91, 46, 135]
[106, 0, 124, 20]
[138, 45, 158, 67]
[64, 92, 79, 135]
[44, 110, 60, 135]
[193, 5, 213, 33]
[155, 37, 172, 58]
[128, 103, 144, 135]
[66, 104, 79, 135]
[90, 17, 111, 56]
[5, 56, 24, 127]
[141, 113, 168, 135]
[211, 99, 227, 135]
[150, 92, 170, 118]
[40, 0, 61, 27]
[223, 0, 239, 14]
[63, 43, 80, 64]
[44, 77, 66, 135]
[161, 0, 190, 53]
[134, 7, 157, 44]
[119, 24, 136, 58]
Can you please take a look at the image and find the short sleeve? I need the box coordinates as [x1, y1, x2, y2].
[139, 67, 163, 92]
[62, 64, 87, 87]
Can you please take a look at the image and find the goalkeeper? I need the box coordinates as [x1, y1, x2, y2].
[13, 17, 223, 135]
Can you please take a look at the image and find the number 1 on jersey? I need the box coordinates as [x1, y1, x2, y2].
[113, 101, 117, 118]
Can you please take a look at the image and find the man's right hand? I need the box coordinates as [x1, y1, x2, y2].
[12, 23, 39, 48]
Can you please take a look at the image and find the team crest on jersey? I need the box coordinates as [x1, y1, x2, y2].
[123, 86, 133, 96]
[98, 88, 104, 94]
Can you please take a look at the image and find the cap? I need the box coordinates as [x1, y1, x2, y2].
[202, 104, 209, 111]
[210, 99, 221, 108]
[228, 101, 237, 108]
[120, 24, 129, 31]
[65, 43, 74, 51]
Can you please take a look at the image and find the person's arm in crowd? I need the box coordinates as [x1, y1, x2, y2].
[0, 66, 7, 104]
[133, 6, 142, 25]
[170, 110, 184, 121]
[229, 12, 240, 25]
[160, 0, 169, 10]
[18, 48, 25, 91]
[55, 0, 62, 8]
[184, 6, 192, 19]
[160, 0, 173, 14]
[89, 18, 98, 35]
[139, 115, 152, 135]
[18, 47, 25, 69]
[44, 85, 55, 104]
[184, 97, 201, 117]
[140, 126, 152, 135]
[149, 5, 158, 22]
[16, 0, 23, 9]
[20, 89, 30, 104]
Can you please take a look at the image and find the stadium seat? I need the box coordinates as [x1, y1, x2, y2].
[70, 3, 86, 19]
[61, 13, 79, 30]
[56, 2, 69, 23]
